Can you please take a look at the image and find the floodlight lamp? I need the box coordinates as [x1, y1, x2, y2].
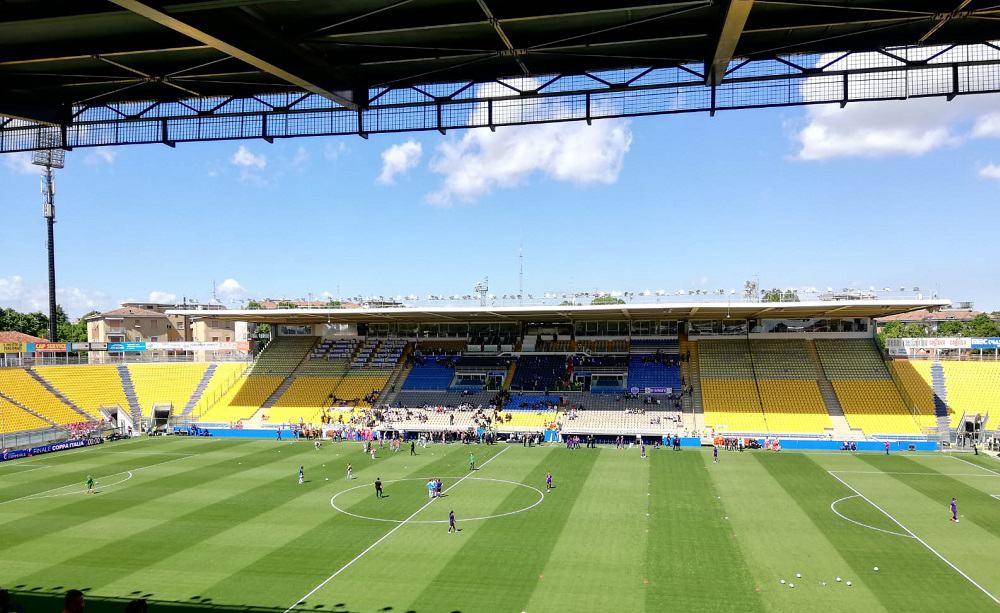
[31, 134, 65, 169]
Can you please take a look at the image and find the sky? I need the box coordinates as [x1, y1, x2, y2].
[2, 86, 1000, 318]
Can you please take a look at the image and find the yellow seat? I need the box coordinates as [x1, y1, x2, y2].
[832, 380, 921, 434]
[701, 379, 768, 432]
[941, 361, 1000, 427]
[128, 363, 209, 416]
[0, 368, 86, 425]
[34, 365, 128, 418]
[758, 380, 831, 433]
[0, 396, 50, 433]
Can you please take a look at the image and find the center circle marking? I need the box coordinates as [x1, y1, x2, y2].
[330, 477, 545, 524]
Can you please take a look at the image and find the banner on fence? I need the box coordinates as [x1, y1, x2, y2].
[108, 341, 147, 352]
[0, 342, 25, 353]
[885, 338, 971, 349]
[34, 342, 69, 352]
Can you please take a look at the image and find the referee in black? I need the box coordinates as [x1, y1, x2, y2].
[375, 477, 384, 498]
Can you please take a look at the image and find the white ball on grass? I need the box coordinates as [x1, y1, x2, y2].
[873, 567, 879, 571]
[836, 577, 842, 582]
[789, 584, 794, 589]
[779, 580, 785, 585]
[795, 573, 801, 578]
[846, 581, 852, 587]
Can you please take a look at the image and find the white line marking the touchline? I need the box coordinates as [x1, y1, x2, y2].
[947, 454, 1000, 478]
[828, 470, 999, 605]
[283, 445, 511, 613]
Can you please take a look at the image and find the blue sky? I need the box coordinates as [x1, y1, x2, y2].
[2, 92, 1000, 317]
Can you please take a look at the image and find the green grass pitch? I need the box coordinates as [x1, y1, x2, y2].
[2, 437, 1000, 612]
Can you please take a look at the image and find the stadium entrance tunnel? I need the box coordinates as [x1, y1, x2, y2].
[330, 477, 544, 524]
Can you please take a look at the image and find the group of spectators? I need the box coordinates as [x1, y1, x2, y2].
[0, 589, 146, 613]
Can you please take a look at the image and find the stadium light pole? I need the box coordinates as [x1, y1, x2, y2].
[31, 135, 65, 342]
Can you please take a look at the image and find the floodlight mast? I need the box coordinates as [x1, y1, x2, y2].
[31, 135, 65, 343]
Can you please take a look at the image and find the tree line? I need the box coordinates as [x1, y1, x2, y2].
[0, 306, 96, 342]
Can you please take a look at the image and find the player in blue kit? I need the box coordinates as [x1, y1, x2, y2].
[448, 510, 457, 533]
[546, 472, 553, 493]
[950, 497, 959, 523]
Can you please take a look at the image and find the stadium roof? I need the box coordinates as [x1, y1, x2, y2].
[3, 2, 1000, 151]
[168, 299, 950, 324]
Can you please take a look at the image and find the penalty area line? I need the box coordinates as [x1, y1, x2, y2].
[828, 470, 1000, 606]
[283, 445, 511, 613]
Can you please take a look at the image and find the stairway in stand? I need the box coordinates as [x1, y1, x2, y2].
[806, 340, 854, 438]
[0, 390, 61, 428]
[686, 339, 704, 433]
[182, 364, 218, 416]
[116, 365, 143, 428]
[26, 368, 93, 421]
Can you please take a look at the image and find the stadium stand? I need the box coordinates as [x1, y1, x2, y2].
[627, 339, 681, 391]
[510, 355, 568, 391]
[561, 409, 683, 435]
[33, 365, 129, 418]
[127, 363, 209, 416]
[698, 339, 767, 432]
[0, 368, 89, 425]
[890, 361, 937, 417]
[272, 377, 340, 408]
[939, 361, 1000, 426]
[505, 394, 562, 410]
[816, 339, 925, 434]
[0, 395, 50, 433]
[401, 357, 456, 390]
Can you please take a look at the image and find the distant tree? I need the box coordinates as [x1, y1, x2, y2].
[762, 288, 800, 302]
[965, 313, 1000, 338]
[246, 300, 263, 310]
[935, 320, 965, 337]
[324, 300, 342, 308]
[591, 295, 625, 305]
[276, 301, 297, 309]
[900, 323, 927, 338]
[559, 301, 575, 306]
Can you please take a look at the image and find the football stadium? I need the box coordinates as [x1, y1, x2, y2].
[4, 1, 1000, 612]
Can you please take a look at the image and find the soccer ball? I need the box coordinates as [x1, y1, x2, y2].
[795, 573, 801, 578]
[836, 577, 842, 582]
[873, 567, 879, 572]
[788, 584, 794, 589]
[779, 580, 785, 585]
[846, 581, 852, 587]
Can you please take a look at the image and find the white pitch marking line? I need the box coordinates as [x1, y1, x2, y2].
[830, 495, 914, 539]
[283, 445, 511, 613]
[828, 470, 1000, 606]
[829, 470, 1000, 477]
[947, 455, 1000, 478]
[0, 452, 194, 506]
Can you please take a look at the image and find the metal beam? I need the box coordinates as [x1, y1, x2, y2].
[919, 0, 973, 44]
[105, 0, 362, 109]
[475, 0, 529, 75]
[706, 0, 753, 85]
[0, 96, 71, 126]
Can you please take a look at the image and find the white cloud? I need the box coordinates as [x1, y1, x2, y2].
[2, 153, 41, 175]
[377, 140, 422, 184]
[795, 45, 1000, 160]
[0, 275, 113, 318]
[979, 163, 1000, 181]
[84, 147, 117, 166]
[427, 120, 632, 206]
[231, 145, 267, 169]
[148, 291, 177, 303]
[973, 112, 1000, 138]
[230, 146, 269, 185]
[324, 141, 348, 161]
[291, 146, 309, 168]
[217, 278, 246, 299]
